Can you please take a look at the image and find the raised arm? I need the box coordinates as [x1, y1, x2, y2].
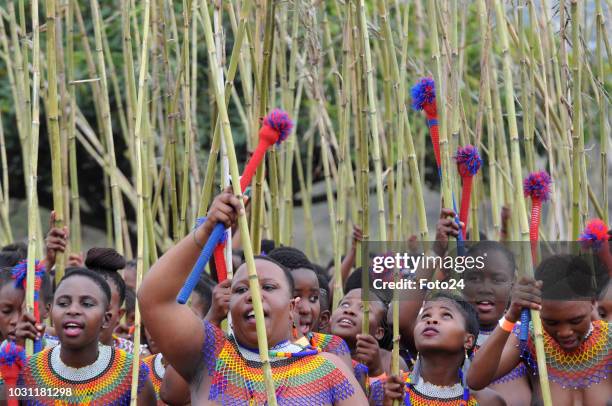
[398, 208, 460, 350]
[467, 277, 542, 389]
[138, 189, 242, 382]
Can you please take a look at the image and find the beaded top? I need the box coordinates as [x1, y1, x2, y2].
[143, 353, 165, 404]
[307, 332, 350, 357]
[520, 319, 611, 389]
[23, 345, 149, 405]
[200, 320, 355, 405]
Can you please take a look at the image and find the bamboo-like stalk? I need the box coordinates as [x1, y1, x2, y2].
[130, 0, 151, 402]
[66, 0, 80, 253]
[0, 112, 12, 244]
[358, 0, 387, 243]
[595, 0, 608, 224]
[351, 0, 370, 333]
[26, 0, 42, 358]
[477, 0, 499, 240]
[178, 0, 193, 239]
[200, 3, 277, 402]
[492, 2, 552, 404]
[46, 0, 66, 282]
[91, 0, 124, 254]
[250, 0, 276, 254]
[427, 0, 453, 212]
[570, 0, 584, 240]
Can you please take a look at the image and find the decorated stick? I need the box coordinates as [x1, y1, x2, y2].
[412, 77, 464, 247]
[0, 341, 25, 406]
[12, 260, 46, 353]
[579, 219, 612, 278]
[411, 78, 440, 169]
[455, 145, 483, 240]
[521, 171, 552, 341]
[177, 109, 293, 303]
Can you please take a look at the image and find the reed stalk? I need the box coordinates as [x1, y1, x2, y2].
[200, 3, 277, 402]
[66, 0, 80, 253]
[0, 112, 12, 244]
[595, 0, 608, 224]
[26, 0, 42, 358]
[250, 0, 276, 254]
[46, 0, 66, 282]
[130, 0, 151, 402]
[358, 0, 387, 243]
[91, 0, 124, 254]
[493, 2, 551, 404]
[427, 0, 453, 212]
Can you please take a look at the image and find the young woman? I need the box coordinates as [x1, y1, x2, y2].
[138, 189, 366, 404]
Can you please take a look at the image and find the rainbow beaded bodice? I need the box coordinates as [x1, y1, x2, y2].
[200, 320, 354, 405]
[143, 353, 165, 404]
[521, 319, 611, 389]
[23, 345, 149, 405]
[307, 332, 350, 357]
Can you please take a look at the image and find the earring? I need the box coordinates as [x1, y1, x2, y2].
[292, 322, 298, 339]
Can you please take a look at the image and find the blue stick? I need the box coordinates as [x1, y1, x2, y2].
[177, 223, 226, 304]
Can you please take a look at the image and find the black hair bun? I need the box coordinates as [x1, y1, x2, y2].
[85, 247, 126, 272]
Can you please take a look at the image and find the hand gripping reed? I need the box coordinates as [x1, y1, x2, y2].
[177, 109, 293, 303]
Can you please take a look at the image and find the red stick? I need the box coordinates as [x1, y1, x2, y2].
[530, 198, 542, 265]
[460, 176, 473, 240]
[213, 241, 228, 282]
[428, 120, 441, 169]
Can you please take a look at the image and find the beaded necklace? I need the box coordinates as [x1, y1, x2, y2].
[201, 320, 354, 405]
[306, 332, 350, 357]
[143, 353, 165, 401]
[368, 369, 479, 406]
[23, 344, 149, 405]
[521, 319, 611, 389]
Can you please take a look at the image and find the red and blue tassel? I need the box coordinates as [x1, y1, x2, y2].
[11, 260, 46, 353]
[521, 171, 552, 341]
[178, 110, 293, 303]
[0, 341, 25, 406]
[455, 145, 483, 239]
[579, 219, 612, 277]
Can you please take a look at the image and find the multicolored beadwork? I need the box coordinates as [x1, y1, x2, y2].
[143, 353, 165, 404]
[201, 321, 354, 405]
[520, 319, 611, 389]
[307, 332, 350, 357]
[369, 374, 479, 406]
[474, 326, 528, 385]
[23, 345, 149, 405]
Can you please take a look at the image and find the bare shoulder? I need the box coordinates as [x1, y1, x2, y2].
[473, 387, 507, 406]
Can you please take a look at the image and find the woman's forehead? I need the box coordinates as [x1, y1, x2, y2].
[232, 259, 286, 283]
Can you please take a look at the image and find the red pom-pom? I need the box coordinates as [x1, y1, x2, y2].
[455, 145, 483, 177]
[579, 219, 609, 247]
[260, 108, 294, 146]
[523, 171, 552, 201]
[0, 341, 25, 368]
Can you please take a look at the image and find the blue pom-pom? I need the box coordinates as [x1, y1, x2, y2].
[11, 259, 46, 290]
[455, 145, 483, 177]
[0, 341, 25, 367]
[263, 108, 294, 145]
[411, 77, 436, 111]
[523, 171, 552, 201]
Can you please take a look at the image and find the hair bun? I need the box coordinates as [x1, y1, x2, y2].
[85, 247, 126, 272]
